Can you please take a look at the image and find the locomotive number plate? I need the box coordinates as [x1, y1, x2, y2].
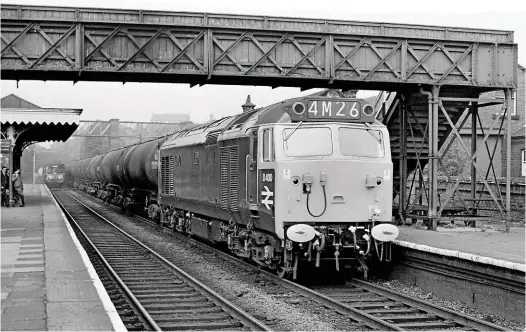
[260, 169, 275, 215]
[306, 100, 361, 120]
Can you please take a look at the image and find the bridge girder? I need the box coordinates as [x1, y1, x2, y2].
[73, 120, 194, 138]
[0, 4, 518, 90]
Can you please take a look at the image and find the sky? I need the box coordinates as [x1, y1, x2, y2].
[1, 0, 525, 124]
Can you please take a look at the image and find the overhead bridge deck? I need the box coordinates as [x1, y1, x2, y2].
[0, 4, 518, 90]
[0, 4, 519, 229]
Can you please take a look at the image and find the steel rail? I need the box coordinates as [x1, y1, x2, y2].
[56, 190, 271, 332]
[351, 279, 508, 332]
[75, 189, 509, 331]
[53, 191, 161, 331]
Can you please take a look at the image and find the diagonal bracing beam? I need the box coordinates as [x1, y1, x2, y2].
[406, 41, 440, 80]
[213, 31, 249, 67]
[29, 24, 76, 69]
[285, 37, 327, 76]
[118, 28, 165, 71]
[333, 37, 368, 77]
[437, 45, 473, 83]
[244, 34, 286, 75]
[121, 29, 162, 70]
[1, 23, 34, 56]
[438, 101, 506, 215]
[164, 30, 204, 71]
[364, 40, 403, 80]
[84, 32, 119, 67]
[84, 26, 122, 63]
[211, 36, 245, 71]
[160, 31, 205, 73]
[0, 34, 30, 64]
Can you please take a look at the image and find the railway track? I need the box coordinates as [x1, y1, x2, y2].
[66, 189, 508, 331]
[52, 190, 271, 332]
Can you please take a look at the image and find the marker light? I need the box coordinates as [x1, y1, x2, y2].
[362, 104, 375, 117]
[292, 102, 306, 115]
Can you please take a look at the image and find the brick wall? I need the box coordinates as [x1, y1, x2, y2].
[500, 66, 525, 177]
[502, 135, 525, 178]
[516, 66, 526, 131]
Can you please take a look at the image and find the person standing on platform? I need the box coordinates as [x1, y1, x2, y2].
[11, 169, 25, 207]
[1, 166, 8, 207]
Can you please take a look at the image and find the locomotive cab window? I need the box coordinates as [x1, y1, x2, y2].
[282, 127, 333, 157]
[262, 128, 274, 162]
[338, 127, 385, 158]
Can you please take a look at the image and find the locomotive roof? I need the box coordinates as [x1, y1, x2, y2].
[162, 89, 383, 149]
[68, 90, 383, 163]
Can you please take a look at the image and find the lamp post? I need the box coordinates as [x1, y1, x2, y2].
[32, 147, 36, 185]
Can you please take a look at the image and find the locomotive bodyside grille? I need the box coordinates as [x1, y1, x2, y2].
[229, 145, 239, 212]
[220, 147, 230, 210]
[168, 156, 175, 195]
[161, 156, 174, 195]
[220, 145, 239, 211]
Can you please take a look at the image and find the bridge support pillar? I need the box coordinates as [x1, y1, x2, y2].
[470, 100, 479, 224]
[505, 88, 512, 231]
[398, 95, 407, 224]
[427, 86, 440, 231]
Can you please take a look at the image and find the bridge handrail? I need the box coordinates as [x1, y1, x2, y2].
[1, 4, 514, 44]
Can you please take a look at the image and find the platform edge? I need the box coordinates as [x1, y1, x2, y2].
[44, 187, 127, 332]
[392, 239, 526, 272]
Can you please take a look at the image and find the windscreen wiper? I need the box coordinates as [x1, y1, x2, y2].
[284, 121, 303, 142]
[364, 123, 382, 143]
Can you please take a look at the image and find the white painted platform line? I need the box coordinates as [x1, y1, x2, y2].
[45, 187, 127, 332]
[393, 239, 526, 272]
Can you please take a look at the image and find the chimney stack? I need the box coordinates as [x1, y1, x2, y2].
[341, 89, 358, 98]
[242, 95, 256, 113]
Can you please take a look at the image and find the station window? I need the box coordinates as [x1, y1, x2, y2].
[522, 149, 525, 162]
[194, 151, 199, 165]
[262, 128, 274, 162]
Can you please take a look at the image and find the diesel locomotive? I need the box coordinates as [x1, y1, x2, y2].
[66, 89, 398, 279]
[38, 164, 67, 188]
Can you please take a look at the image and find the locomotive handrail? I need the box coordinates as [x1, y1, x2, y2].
[245, 154, 250, 203]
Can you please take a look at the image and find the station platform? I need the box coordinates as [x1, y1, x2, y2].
[394, 222, 525, 270]
[1, 184, 125, 331]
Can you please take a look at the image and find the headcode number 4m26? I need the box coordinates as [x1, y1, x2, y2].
[262, 173, 273, 182]
[308, 101, 359, 117]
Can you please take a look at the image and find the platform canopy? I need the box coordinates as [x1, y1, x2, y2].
[1, 106, 83, 172]
[1, 108, 82, 149]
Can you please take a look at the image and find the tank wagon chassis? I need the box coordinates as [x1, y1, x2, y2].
[67, 90, 399, 279]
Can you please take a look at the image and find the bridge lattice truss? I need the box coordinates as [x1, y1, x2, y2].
[0, 5, 518, 89]
[72, 120, 193, 139]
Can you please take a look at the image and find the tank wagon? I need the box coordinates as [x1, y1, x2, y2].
[66, 89, 398, 279]
[67, 137, 166, 209]
[39, 164, 66, 188]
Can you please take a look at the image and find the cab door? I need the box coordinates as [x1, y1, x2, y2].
[247, 129, 258, 204]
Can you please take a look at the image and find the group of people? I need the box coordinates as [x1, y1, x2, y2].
[1, 166, 25, 207]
